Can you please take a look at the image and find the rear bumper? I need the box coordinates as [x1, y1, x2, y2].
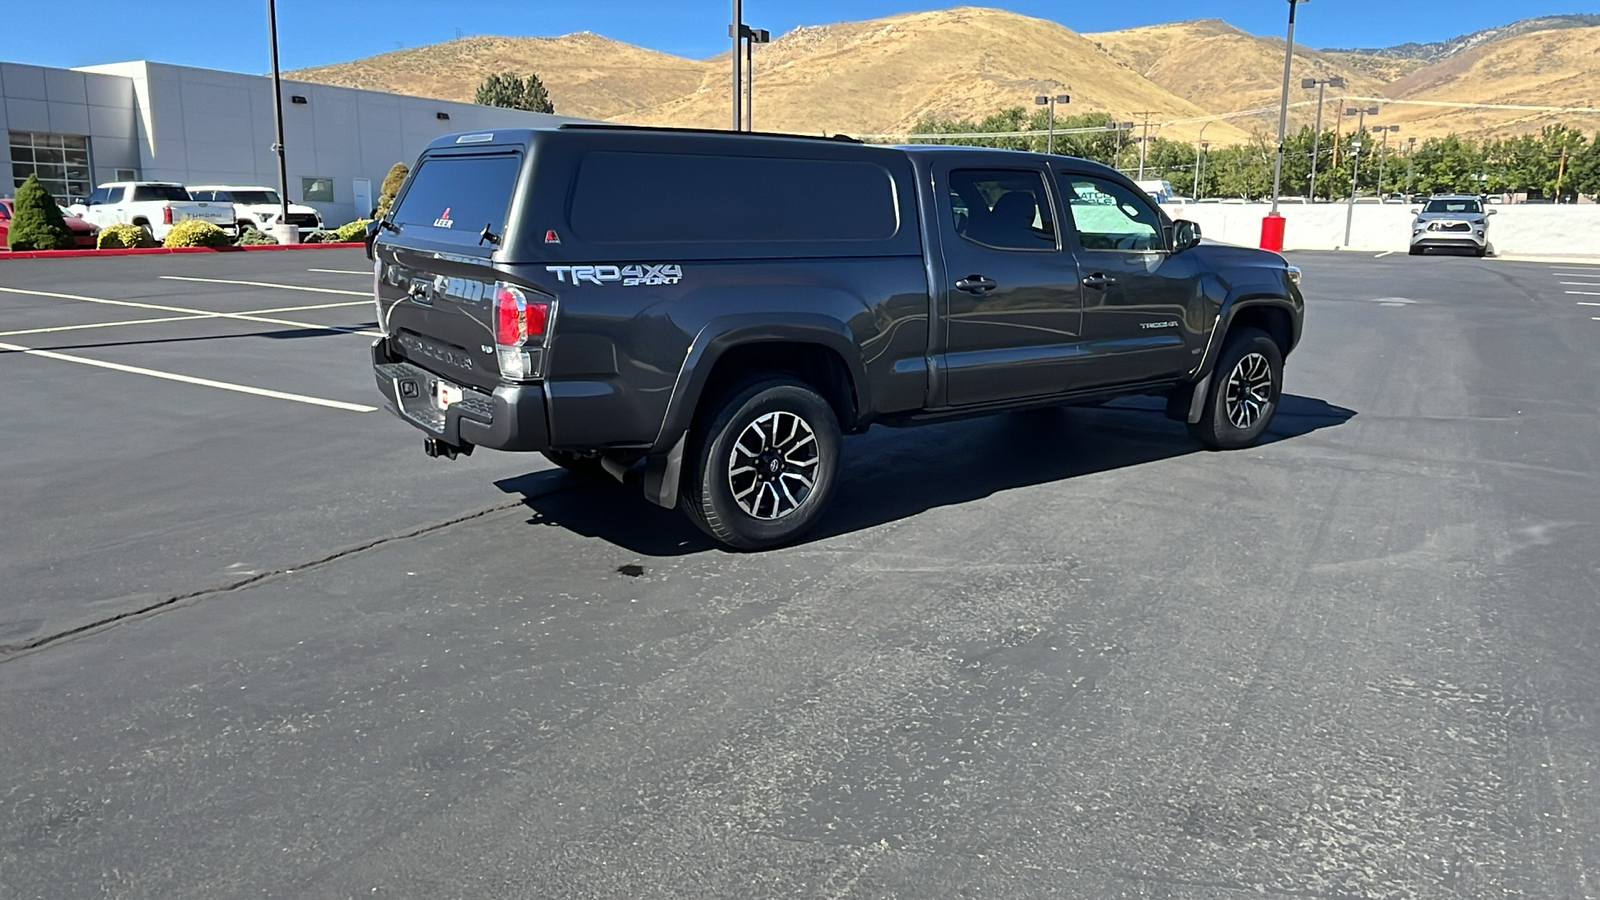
[371, 340, 550, 452]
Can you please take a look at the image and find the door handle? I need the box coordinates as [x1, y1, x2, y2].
[955, 275, 998, 294]
[1082, 273, 1117, 289]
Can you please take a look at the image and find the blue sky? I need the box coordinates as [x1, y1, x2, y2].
[6, 1, 1592, 73]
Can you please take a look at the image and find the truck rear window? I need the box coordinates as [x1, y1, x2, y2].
[570, 152, 900, 244]
[392, 153, 521, 244]
[132, 185, 191, 202]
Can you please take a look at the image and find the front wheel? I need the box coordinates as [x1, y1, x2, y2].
[1188, 327, 1283, 450]
[681, 378, 841, 550]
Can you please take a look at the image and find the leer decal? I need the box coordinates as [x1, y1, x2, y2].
[434, 207, 454, 228]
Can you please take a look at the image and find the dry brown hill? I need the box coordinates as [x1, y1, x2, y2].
[285, 33, 708, 121]
[1084, 20, 1391, 132]
[626, 7, 1250, 143]
[1379, 25, 1600, 141]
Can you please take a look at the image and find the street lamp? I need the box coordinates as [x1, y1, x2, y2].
[1342, 104, 1379, 248]
[266, 0, 293, 243]
[1195, 141, 1211, 200]
[1302, 75, 1345, 200]
[1192, 122, 1212, 200]
[1107, 121, 1134, 171]
[730, 1, 742, 131]
[739, 26, 770, 131]
[1034, 93, 1071, 155]
[1405, 135, 1417, 196]
[1372, 124, 1399, 199]
[1264, 0, 1311, 251]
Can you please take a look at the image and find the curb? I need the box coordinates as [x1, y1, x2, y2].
[0, 242, 364, 260]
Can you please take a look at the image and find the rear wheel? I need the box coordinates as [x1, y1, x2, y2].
[681, 378, 841, 550]
[1188, 327, 1283, 450]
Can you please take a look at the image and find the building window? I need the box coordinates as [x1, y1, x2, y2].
[9, 131, 93, 202]
[115, 168, 137, 182]
[302, 176, 334, 203]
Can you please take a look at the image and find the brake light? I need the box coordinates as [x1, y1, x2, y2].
[163, 207, 173, 225]
[493, 282, 548, 346]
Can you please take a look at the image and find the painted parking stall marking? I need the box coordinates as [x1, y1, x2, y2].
[159, 275, 368, 296]
[0, 285, 381, 337]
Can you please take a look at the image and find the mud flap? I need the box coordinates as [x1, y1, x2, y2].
[641, 433, 686, 509]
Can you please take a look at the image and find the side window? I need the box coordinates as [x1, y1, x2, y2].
[86, 187, 110, 206]
[1059, 174, 1164, 252]
[190, 190, 211, 201]
[947, 168, 1056, 251]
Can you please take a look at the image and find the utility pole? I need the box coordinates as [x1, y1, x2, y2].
[1192, 122, 1211, 200]
[730, 0, 742, 132]
[1373, 125, 1398, 198]
[1405, 136, 1417, 196]
[1034, 93, 1070, 155]
[1555, 145, 1570, 201]
[1302, 75, 1344, 200]
[266, 0, 293, 243]
[1330, 100, 1346, 172]
[1342, 104, 1378, 248]
[1133, 111, 1155, 180]
[743, 27, 769, 131]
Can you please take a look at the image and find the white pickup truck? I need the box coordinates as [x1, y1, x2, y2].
[72, 182, 236, 241]
[187, 185, 323, 237]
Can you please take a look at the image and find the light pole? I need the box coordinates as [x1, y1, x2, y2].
[1109, 121, 1134, 171]
[1342, 104, 1378, 248]
[1196, 141, 1211, 199]
[742, 26, 769, 131]
[1264, 0, 1310, 251]
[730, 0, 742, 131]
[1192, 122, 1211, 199]
[1302, 75, 1344, 200]
[266, 0, 294, 243]
[1034, 93, 1070, 155]
[1405, 135, 1417, 196]
[1372, 124, 1399, 199]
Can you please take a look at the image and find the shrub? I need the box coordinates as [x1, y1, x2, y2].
[97, 222, 158, 249]
[163, 219, 232, 249]
[333, 219, 372, 243]
[235, 227, 277, 246]
[7, 174, 75, 250]
[376, 161, 409, 218]
[302, 228, 337, 244]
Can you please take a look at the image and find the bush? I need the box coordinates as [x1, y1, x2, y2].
[333, 219, 372, 243]
[234, 227, 277, 246]
[97, 222, 158, 249]
[302, 228, 337, 244]
[163, 219, 232, 249]
[7, 174, 75, 250]
[376, 161, 409, 218]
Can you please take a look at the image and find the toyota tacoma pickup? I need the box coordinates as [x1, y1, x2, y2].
[72, 182, 235, 241]
[370, 124, 1304, 549]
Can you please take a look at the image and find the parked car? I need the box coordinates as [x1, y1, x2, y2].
[70, 182, 235, 242]
[0, 198, 100, 249]
[368, 125, 1304, 549]
[1409, 194, 1493, 257]
[187, 185, 322, 237]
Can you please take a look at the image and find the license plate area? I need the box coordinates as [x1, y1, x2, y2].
[433, 378, 463, 410]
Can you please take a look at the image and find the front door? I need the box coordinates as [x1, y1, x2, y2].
[1055, 170, 1201, 387]
[938, 165, 1084, 407]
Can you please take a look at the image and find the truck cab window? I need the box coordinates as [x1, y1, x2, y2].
[947, 169, 1055, 251]
[1059, 175, 1163, 252]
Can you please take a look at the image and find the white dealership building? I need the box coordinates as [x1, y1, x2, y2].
[1, 59, 576, 225]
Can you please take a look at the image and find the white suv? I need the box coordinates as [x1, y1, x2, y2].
[187, 185, 323, 237]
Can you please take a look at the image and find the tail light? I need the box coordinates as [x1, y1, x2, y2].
[493, 281, 550, 379]
[163, 207, 173, 225]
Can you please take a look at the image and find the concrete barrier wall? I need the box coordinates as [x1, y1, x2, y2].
[1159, 202, 1600, 257]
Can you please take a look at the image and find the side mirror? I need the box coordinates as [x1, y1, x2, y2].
[1486, 209, 1496, 216]
[1409, 208, 1419, 215]
[364, 218, 383, 260]
[1171, 219, 1202, 252]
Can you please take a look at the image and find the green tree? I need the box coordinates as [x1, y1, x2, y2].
[474, 71, 555, 114]
[6, 174, 74, 251]
[1566, 132, 1600, 199]
[375, 161, 409, 218]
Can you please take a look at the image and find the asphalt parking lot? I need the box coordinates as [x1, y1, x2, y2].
[2, 249, 1599, 898]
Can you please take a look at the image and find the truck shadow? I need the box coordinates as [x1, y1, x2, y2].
[495, 393, 1355, 556]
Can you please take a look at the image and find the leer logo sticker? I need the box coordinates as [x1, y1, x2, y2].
[433, 207, 453, 228]
[546, 264, 684, 287]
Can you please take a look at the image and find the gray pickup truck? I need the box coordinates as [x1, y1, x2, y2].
[369, 124, 1304, 548]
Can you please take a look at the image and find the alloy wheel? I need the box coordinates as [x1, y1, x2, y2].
[726, 410, 820, 520]
[1224, 352, 1274, 430]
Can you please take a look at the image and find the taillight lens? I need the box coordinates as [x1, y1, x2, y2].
[163, 207, 173, 225]
[493, 282, 548, 347]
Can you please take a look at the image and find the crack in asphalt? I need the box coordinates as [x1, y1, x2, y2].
[0, 486, 571, 663]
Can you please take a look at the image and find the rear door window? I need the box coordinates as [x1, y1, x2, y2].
[391, 153, 522, 245]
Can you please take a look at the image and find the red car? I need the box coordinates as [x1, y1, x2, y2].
[0, 198, 100, 250]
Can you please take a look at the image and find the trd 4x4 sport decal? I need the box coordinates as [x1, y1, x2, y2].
[546, 264, 684, 287]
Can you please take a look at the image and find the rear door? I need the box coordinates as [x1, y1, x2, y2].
[1054, 169, 1201, 386]
[934, 163, 1084, 407]
[377, 148, 527, 392]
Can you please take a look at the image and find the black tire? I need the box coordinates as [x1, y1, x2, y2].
[1474, 245, 1488, 258]
[541, 450, 608, 478]
[681, 378, 841, 550]
[1408, 245, 1423, 256]
[1188, 327, 1283, 450]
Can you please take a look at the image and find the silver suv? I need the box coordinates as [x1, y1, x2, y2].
[1410, 195, 1494, 257]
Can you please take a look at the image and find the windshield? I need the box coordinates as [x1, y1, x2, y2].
[229, 190, 281, 205]
[1423, 199, 1482, 215]
[132, 184, 192, 202]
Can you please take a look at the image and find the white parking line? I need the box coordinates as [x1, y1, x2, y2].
[159, 275, 368, 296]
[1551, 272, 1600, 277]
[306, 268, 371, 275]
[0, 285, 381, 337]
[0, 314, 212, 338]
[1374, 251, 1394, 258]
[1567, 290, 1600, 297]
[1576, 302, 1600, 307]
[0, 339, 377, 412]
[1559, 282, 1600, 286]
